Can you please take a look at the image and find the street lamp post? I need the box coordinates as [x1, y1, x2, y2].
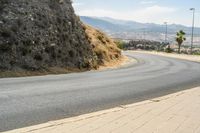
[164, 22, 168, 44]
[142, 28, 146, 49]
[190, 8, 195, 54]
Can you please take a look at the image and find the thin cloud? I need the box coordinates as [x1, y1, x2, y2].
[140, 0, 156, 5]
[134, 5, 176, 17]
[75, 5, 177, 24]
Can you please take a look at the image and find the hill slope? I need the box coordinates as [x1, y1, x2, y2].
[83, 24, 121, 65]
[0, 0, 98, 71]
[0, 0, 121, 77]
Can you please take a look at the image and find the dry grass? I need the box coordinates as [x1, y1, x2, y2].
[83, 24, 122, 65]
[98, 56, 137, 70]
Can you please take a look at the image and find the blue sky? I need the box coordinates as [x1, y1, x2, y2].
[72, 0, 200, 27]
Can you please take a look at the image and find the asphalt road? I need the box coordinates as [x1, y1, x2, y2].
[0, 52, 200, 132]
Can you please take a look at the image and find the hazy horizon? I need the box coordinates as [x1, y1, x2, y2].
[80, 15, 200, 28]
[72, 0, 200, 27]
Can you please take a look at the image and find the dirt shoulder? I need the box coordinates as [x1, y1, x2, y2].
[98, 55, 137, 70]
[0, 55, 135, 78]
[7, 86, 200, 133]
[132, 50, 200, 63]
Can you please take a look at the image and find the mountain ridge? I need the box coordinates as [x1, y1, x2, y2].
[80, 16, 200, 35]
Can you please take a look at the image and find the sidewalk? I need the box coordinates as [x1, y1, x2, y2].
[7, 87, 200, 133]
[132, 50, 200, 63]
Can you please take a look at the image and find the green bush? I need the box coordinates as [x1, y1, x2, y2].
[193, 52, 200, 55]
[115, 40, 125, 49]
[165, 46, 173, 53]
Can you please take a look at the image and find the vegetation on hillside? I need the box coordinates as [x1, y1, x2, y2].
[0, 0, 122, 78]
[83, 24, 121, 66]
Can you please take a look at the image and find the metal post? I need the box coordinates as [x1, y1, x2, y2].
[144, 29, 146, 49]
[164, 22, 168, 44]
[190, 8, 195, 54]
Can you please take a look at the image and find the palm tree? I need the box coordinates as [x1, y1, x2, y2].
[176, 30, 186, 54]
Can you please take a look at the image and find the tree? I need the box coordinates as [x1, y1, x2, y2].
[176, 30, 186, 54]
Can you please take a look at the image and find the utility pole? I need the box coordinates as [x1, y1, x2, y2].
[164, 22, 168, 44]
[143, 28, 146, 40]
[142, 28, 146, 49]
[190, 8, 195, 54]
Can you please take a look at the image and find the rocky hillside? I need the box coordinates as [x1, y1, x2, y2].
[0, 0, 97, 71]
[0, 0, 121, 76]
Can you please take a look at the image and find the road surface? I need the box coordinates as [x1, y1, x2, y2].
[0, 52, 200, 132]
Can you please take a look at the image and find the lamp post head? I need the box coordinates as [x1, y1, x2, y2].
[190, 8, 195, 11]
[189, 8, 195, 55]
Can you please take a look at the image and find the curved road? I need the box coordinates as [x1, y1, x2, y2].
[0, 52, 200, 132]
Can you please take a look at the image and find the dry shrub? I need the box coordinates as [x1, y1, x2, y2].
[83, 24, 121, 65]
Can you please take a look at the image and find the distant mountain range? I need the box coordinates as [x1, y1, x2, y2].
[80, 16, 200, 35]
[80, 16, 200, 45]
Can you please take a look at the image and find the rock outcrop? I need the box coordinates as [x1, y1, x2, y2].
[0, 0, 97, 71]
